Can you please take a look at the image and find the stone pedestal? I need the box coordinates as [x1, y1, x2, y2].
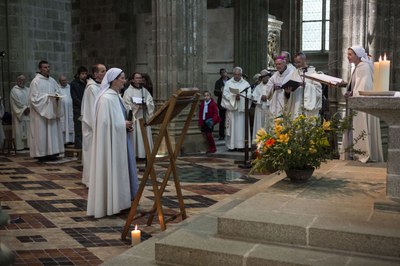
[348, 96, 400, 198]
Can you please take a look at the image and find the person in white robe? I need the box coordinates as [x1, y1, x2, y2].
[81, 64, 106, 187]
[281, 51, 296, 72]
[28, 60, 64, 162]
[252, 69, 273, 142]
[122, 72, 155, 159]
[285, 52, 323, 119]
[10, 74, 30, 150]
[340, 46, 383, 163]
[265, 56, 295, 118]
[221, 66, 251, 150]
[58, 75, 74, 144]
[87, 68, 138, 218]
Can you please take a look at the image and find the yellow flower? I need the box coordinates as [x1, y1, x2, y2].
[309, 147, 317, 154]
[274, 124, 283, 134]
[277, 133, 289, 143]
[255, 128, 267, 143]
[322, 119, 331, 131]
[287, 149, 292, 154]
[274, 118, 283, 125]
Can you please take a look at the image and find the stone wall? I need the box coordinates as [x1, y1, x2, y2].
[71, 0, 130, 73]
[0, 0, 72, 110]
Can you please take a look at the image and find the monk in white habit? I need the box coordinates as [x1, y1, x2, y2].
[266, 56, 295, 118]
[340, 46, 383, 163]
[10, 74, 30, 150]
[28, 60, 64, 162]
[252, 69, 272, 142]
[285, 52, 322, 119]
[221, 66, 251, 150]
[122, 72, 155, 159]
[87, 68, 138, 218]
[81, 64, 106, 187]
[58, 75, 74, 144]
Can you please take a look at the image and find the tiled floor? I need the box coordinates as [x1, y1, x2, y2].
[0, 152, 260, 265]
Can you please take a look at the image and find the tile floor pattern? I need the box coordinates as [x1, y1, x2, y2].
[0, 153, 258, 265]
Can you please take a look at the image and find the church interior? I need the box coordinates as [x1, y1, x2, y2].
[1, 0, 400, 265]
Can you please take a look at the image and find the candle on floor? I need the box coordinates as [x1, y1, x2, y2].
[373, 57, 381, 91]
[379, 53, 390, 91]
[131, 224, 141, 246]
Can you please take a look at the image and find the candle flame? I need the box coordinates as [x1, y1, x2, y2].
[384, 53, 387, 61]
[379, 55, 382, 62]
[134, 224, 138, 230]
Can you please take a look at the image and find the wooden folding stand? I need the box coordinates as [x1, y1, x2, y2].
[121, 88, 200, 240]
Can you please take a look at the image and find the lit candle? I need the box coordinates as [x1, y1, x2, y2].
[379, 53, 390, 92]
[373, 57, 381, 91]
[131, 225, 141, 246]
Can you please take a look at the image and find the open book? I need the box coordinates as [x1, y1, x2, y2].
[131, 96, 143, 104]
[303, 72, 344, 86]
[281, 71, 303, 91]
[229, 87, 240, 94]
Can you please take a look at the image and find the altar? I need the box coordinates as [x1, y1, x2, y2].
[348, 95, 400, 200]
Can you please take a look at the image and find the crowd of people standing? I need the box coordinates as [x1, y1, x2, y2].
[1, 45, 383, 218]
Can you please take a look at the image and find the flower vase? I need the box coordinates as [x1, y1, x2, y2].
[285, 167, 315, 182]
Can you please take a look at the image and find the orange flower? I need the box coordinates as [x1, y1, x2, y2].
[265, 138, 276, 147]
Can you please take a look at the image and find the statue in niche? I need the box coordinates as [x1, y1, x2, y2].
[267, 31, 279, 70]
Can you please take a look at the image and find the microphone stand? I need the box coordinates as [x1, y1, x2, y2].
[237, 86, 252, 169]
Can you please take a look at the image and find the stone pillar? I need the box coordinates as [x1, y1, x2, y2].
[329, 0, 400, 116]
[151, 0, 207, 154]
[234, 0, 269, 76]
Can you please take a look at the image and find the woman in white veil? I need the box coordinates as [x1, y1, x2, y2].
[87, 68, 138, 218]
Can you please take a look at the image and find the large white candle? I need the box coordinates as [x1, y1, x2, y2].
[131, 224, 141, 246]
[373, 58, 381, 91]
[380, 53, 390, 91]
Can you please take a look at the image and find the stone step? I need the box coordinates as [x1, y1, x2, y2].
[155, 228, 400, 266]
[217, 193, 400, 259]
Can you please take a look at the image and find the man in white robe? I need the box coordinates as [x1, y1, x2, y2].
[10, 74, 30, 150]
[281, 51, 296, 72]
[123, 72, 155, 159]
[28, 60, 64, 161]
[81, 64, 106, 187]
[252, 69, 273, 142]
[340, 46, 383, 163]
[221, 66, 251, 150]
[266, 56, 295, 118]
[58, 75, 74, 144]
[87, 68, 134, 218]
[285, 52, 322, 119]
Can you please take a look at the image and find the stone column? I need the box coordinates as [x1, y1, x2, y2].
[329, 0, 400, 115]
[151, 0, 207, 154]
[234, 0, 269, 76]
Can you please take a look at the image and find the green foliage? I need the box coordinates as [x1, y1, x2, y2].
[251, 111, 365, 174]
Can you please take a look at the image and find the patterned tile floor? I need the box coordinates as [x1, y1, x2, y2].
[0, 152, 260, 265]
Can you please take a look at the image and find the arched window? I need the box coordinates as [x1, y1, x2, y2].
[302, 0, 330, 52]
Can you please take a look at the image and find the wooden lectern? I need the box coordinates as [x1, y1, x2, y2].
[121, 88, 201, 240]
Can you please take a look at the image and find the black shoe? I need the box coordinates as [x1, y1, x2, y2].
[228, 148, 236, 152]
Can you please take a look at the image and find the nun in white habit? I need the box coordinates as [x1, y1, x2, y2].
[87, 68, 138, 218]
[340, 45, 383, 163]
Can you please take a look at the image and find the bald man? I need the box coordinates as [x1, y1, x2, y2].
[10, 74, 30, 150]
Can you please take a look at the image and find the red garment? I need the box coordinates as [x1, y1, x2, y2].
[198, 98, 221, 127]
